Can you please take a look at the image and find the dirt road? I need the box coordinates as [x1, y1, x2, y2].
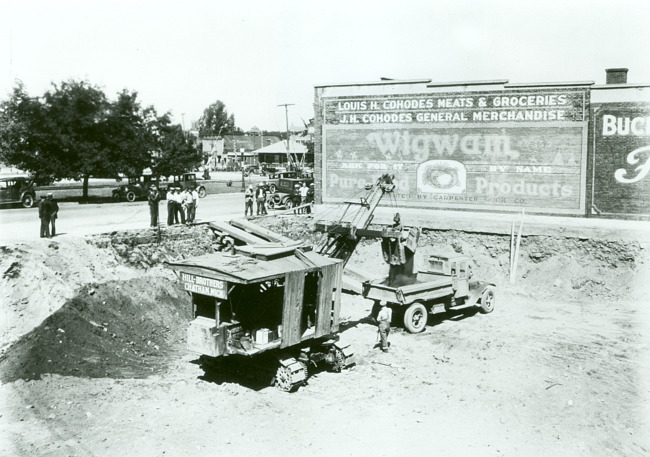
[1, 221, 648, 456]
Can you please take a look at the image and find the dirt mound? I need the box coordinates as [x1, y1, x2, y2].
[0, 277, 191, 383]
[256, 216, 650, 302]
[0, 238, 139, 351]
[89, 224, 219, 269]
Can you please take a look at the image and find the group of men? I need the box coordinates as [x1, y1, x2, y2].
[244, 182, 269, 217]
[166, 186, 199, 226]
[244, 181, 313, 217]
[292, 182, 311, 214]
[37, 193, 59, 238]
[146, 184, 199, 228]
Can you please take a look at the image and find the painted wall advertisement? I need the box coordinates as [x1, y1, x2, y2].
[592, 103, 650, 216]
[321, 89, 588, 214]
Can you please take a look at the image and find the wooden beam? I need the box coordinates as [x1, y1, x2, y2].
[229, 218, 294, 244]
[208, 221, 269, 245]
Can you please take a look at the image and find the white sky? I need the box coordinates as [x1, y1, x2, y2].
[1, 0, 649, 132]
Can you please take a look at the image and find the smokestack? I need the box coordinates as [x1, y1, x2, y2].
[606, 68, 628, 84]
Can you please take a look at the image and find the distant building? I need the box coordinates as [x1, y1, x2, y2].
[252, 138, 311, 169]
[201, 133, 280, 170]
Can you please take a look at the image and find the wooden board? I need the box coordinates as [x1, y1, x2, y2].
[315, 263, 336, 337]
[208, 221, 269, 245]
[331, 262, 343, 332]
[229, 218, 294, 244]
[280, 271, 305, 348]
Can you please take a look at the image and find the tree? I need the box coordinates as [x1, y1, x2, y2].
[152, 113, 203, 177]
[197, 100, 236, 138]
[103, 90, 158, 178]
[1, 80, 161, 198]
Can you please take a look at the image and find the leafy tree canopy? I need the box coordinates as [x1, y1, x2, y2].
[152, 113, 204, 177]
[197, 100, 237, 138]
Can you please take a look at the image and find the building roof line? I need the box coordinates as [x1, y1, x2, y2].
[315, 79, 432, 88]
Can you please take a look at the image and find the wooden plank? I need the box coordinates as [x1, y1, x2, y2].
[229, 219, 294, 244]
[280, 271, 305, 348]
[208, 221, 269, 245]
[315, 264, 336, 337]
[331, 262, 343, 332]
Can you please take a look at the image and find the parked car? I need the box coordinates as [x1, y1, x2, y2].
[113, 175, 160, 202]
[0, 176, 36, 208]
[164, 173, 207, 198]
[265, 171, 298, 194]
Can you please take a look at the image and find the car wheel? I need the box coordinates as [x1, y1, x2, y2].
[284, 198, 294, 209]
[126, 191, 136, 202]
[479, 286, 495, 314]
[269, 184, 277, 194]
[403, 302, 428, 333]
[21, 194, 35, 208]
[198, 187, 207, 198]
[266, 199, 275, 210]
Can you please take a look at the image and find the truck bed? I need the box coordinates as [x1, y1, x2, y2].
[362, 271, 454, 305]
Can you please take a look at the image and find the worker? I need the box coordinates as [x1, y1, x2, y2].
[174, 188, 186, 224]
[292, 184, 301, 214]
[38, 195, 50, 238]
[244, 184, 254, 216]
[47, 193, 59, 237]
[299, 182, 309, 214]
[180, 188, 191, 224]
[376, 300, 392, 353]
[148, 184, 161, 228]
[189, 185, 199, 223]
[255, 183, 267, 216]
[166, 188, 175, 226]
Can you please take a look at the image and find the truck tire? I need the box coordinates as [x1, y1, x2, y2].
[479, 287, 495, 314]
[403, 302, 427, 333]
[198, 186, 207, 198]
[21, 194, 35, 208]
[126, 191, 136, 202]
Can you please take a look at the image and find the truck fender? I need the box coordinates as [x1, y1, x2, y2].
[466, 281, 496, 306]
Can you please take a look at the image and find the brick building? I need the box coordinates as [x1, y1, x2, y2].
[313, 69, 650, 219]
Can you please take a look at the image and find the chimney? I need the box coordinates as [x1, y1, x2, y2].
[606, 68, 628, 84]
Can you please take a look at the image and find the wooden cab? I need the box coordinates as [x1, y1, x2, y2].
[166, 246, 343, 358]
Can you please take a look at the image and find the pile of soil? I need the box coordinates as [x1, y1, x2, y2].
[0, 238, 139, 351]
[0, 277, 191, 382]
[89, 224, 219, 269]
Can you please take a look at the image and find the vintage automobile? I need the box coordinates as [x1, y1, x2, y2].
[0, 176, 36, 208]
[164, 173, 207, 198]
[112, 175, 160, 202]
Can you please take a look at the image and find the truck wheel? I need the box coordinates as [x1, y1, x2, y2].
[269, 184, 277, 194]
[126, 191, 136, 202]
[479, 287, 495, 314]
[403, 302, 427, 333]
[21, 194, 35, 208]
[198, 186, 207, 198]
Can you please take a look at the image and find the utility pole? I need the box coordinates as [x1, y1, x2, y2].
[278, 103, 295, 170]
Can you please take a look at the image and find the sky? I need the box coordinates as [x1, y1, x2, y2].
[1, 0, 649, 132]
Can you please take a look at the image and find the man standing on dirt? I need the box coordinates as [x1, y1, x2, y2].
[255, 183, 267, 216]
[38, 195, 50, 238]
[377, 301, 392, 352]
[189, 185, 199, 223]
[299, 182, 309, 214]
[244, 184, 254, 216]
[47, 193, 59, 237]
[148, 185, 161, 228]
[166, 189, 175, 226]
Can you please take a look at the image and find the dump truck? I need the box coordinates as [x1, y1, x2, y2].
[165, 174, 398, 391]
[362, 251, 496, 333]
